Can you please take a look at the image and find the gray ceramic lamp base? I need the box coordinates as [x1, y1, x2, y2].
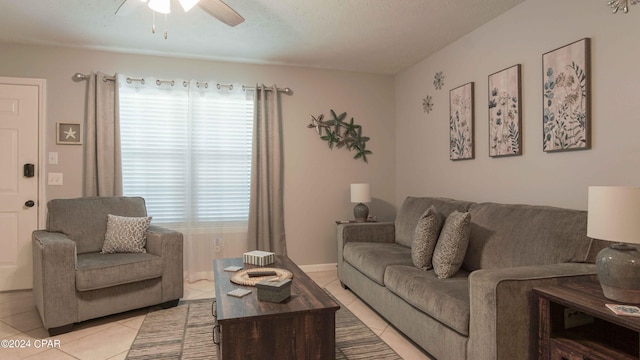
[353, 203, 369, 223]
[596, 244, 640, 304]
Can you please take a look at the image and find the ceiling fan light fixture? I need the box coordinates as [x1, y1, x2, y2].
[148, 0, 170, 14]
[178, 0, 200, 12]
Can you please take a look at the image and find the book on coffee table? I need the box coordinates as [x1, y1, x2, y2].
[606, 304, 640, 317]
[227, 288, 252, 298]
[224, 265, 243, 272]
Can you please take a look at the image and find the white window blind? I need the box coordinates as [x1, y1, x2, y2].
[118, 78, 254, 228]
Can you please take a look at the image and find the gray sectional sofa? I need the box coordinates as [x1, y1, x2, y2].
[337, 197, 608, 360]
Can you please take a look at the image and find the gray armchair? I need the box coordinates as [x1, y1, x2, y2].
[32, 196, 183, 335]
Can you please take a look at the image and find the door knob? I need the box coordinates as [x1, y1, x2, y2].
[25, 200, 35, 208]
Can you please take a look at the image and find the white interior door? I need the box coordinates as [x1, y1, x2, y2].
[0, 82, 40, 291]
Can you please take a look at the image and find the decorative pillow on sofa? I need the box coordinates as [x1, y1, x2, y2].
[432, 210, 471, 279]
[411, 206, 445, 270]
[101, 214, 152, 254]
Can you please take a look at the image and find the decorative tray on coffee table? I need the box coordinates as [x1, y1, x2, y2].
[230, 268, 293, 286]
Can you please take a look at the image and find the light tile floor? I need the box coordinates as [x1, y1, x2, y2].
[0, 269, 432, 360]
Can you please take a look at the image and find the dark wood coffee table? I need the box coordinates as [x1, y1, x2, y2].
[213, 255, 340, 360]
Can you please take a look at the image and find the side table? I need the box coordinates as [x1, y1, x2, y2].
[534, 280, 640, 360]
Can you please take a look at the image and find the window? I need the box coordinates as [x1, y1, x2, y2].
[118, 78, 254, 228]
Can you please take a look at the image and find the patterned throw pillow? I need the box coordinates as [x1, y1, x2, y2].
[101, 214, 152, 254]
[432, 211, 471, 279]
[411, 206, 445, 270]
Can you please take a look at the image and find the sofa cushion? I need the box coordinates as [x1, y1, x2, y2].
[343, 242, 413, 285]
[411, 206, 445, 270]
[76, 252, 163, 291]
[433, 211, 471, 279]
[47, 197, 148, 255]
[463, 202, 593, 271]
[395, 197, 474, 248]
[384, 265, 470, 336]
[101, 214, 152, 254]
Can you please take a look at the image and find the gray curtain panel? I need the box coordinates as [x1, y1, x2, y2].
[247, 84, 287, 255]
[84, 72, 123, 197]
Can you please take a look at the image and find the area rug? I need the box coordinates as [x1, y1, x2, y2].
[126, 295, 401, 359]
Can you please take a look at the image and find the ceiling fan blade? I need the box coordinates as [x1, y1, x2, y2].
[115, 0, 145, 16]
[198, 0, 245, 27]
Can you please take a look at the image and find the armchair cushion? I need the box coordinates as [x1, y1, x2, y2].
[75, 252, 163, 291]
[101, 214, 152, 254]
[47, 197, 148, 254]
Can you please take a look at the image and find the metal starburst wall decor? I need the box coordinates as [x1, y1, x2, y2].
[422, 95, 434, 114]
[433, 71, 445, 90]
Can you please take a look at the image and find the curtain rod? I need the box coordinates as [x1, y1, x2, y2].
[71, 73, 292, 94]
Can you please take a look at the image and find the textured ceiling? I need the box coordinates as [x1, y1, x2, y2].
[0, 0, 525, 74]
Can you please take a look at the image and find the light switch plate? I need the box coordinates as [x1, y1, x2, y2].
[48, 152, 58, 165]
[48, 172, 63, 186]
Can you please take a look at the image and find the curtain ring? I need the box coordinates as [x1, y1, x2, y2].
[126, 78, 145, 85]
[156, 79, 176, 86]
[216, 83, 233, 90]
[183, 81, 189, 87]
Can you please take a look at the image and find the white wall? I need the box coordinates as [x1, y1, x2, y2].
[0, 43, 396, 266]
[395, 0, 640, 210]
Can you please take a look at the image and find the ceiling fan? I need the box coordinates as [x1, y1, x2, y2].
[115, 0, 245, 27]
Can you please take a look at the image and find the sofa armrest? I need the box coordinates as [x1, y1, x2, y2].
[337, 222, 395, 248]
[467, 263, 598, 360]
[337, 222, 395, 278]
[146, 225, 184, 301]
[32, 231, 78, 329]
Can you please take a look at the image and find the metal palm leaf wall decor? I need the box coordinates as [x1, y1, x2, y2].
[608, 0, 638, 13]
[307, 110, 372, 163]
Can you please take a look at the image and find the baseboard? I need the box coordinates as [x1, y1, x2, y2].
[299, 263, 337, 273]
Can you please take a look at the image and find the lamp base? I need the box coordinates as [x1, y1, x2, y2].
[596, 243, 640, 303]
[353, 203, 369, 223]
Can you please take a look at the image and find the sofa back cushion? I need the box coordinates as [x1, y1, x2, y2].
[395, 197, 474, 248]
[47, 197, 148, 255]
[463, 202, 593, 271]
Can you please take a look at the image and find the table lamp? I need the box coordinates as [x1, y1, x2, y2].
[587, 186, 640, 303]
[351, 183, 371, 223]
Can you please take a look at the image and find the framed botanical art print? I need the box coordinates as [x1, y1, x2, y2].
[488, 64, 522, 157]
[449, 82, 474, 160]
[56, 122, 82, 145]
[542, 38, 591, 152]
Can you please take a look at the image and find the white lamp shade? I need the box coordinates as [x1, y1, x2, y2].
[587, 186, 640, 245]
[148, 0, 171, 13]
[178, 0, 200, 12]
[351, 183, 371, 203]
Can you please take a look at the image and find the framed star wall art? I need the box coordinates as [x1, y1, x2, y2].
[56, 122, 82, 145]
